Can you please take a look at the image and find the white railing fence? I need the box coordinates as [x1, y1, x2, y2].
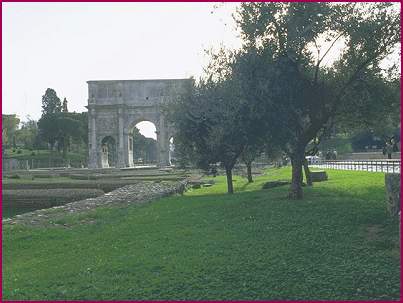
[310, 159, 400, 173]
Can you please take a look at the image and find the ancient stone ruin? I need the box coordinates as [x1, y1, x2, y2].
[87, 79, 192, 168]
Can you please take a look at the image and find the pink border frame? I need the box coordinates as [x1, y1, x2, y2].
[0, 1, 401, 302]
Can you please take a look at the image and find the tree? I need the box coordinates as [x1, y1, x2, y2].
[38, 112, 87, 158]
[2, 114, 20, 149]
[168, 55, 250, 194]
[15, 117, 38, 150]
[235, 2, 400, 199]
[41, 88, 61, 116]
[132, 128, 157, 163]
[38, 88, 88, 157]
[240, 145, 263, 183]
[55, 114, 81, 158]
[37, 114, 59, 150]
[168, 47, 288, 193]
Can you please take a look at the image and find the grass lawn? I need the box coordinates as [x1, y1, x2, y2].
[2, 168, 400, 300]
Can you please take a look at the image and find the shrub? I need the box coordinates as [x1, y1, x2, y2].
[17, 149, 22, 154]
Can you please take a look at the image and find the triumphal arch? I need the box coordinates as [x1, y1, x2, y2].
[87, 79, 191, 168]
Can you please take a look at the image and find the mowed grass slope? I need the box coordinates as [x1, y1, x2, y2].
[2, 168, 400, 300]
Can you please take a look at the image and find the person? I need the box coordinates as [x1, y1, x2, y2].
[325, 149, 331, 160]
[332, 149, 337, 160]
[385, 141, 394, 159]
[318, 150, 323, 159]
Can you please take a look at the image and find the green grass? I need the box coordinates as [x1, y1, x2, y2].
[2, 168, 400, 300]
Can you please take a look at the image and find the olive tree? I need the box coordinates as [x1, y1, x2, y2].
[235, 2, 400, 199]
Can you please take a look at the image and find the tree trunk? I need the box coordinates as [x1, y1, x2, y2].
[225, 166, 234, 194]
[288, 146, 304, 200]
[246, 161, 253, 183]
[303, 158, 312, 186]
[62, 137, 68, 160]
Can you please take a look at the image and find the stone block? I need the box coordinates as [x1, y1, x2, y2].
[385, 173, 400, 217]
[310, 171, 328, 182]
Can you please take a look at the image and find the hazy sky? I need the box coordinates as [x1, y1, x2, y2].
[2, 2, 241, 137]
[3, 3, 399, 139]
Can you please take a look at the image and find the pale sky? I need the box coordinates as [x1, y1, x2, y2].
[2, 3, 399, 139]
[2, 2, 241, 138]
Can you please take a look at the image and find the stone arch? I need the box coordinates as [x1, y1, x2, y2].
[87, 79, 192, 168]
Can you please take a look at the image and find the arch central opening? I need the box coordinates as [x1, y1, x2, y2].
[130, 121, 158, 166]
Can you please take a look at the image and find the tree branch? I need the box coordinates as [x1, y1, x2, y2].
[314, 32, 345, 84]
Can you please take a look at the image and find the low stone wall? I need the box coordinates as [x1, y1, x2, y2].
[385, 173, 400, 217]
[3, 188, 104, 207]
[3, 181, 187, 226]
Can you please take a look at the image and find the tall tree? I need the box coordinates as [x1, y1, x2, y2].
[235, 2, 400, 199]
[41, 88, 61, 116]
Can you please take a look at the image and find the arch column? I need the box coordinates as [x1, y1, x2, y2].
[88, 108, 98, 168]
[96, 138, 103, 168]
[157, 115, 170, 167]
[124, 130, 134, 167]
[117, 108, 126, 168]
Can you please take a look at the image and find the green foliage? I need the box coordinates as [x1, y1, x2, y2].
[318, 134, 353, 155]
[38, 110, 88, 158]
[132, 127, 157, 163]
[14, 117, 39, 150]
[2, 114, 20, 148]
[41, 88, 62, 116]
[38, 88, 88, 157]
[2, 169, 399, 300]
[37, 114, 59, 148]
[167, 58, 249, 193]
[234, 2, 400, 198]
